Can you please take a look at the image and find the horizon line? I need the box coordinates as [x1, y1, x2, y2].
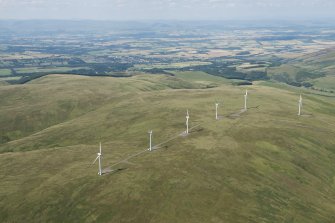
[1, 18, 335, 22]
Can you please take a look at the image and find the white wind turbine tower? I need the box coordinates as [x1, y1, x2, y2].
[148, 130, 153, 151]
[186, 109, 190, 134]
[244, 89, 248, 110]
[215, 103, 219, 120]
[93, 142, 103, 176]
[298, 94, 303, 116]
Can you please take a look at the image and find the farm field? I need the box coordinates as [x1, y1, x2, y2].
[312, 76, 335, 91]
[0, 73, 334, 222]
[14, 67, 89, 74]
[0, 69, 11, 76]
[1, 21, 335, 88]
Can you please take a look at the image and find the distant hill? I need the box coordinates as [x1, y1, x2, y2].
[268, 47, 335, 90]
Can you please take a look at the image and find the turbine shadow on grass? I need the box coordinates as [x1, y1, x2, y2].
[226, 109, 246, 119]
[102, 167, 127, 175]
[248, 105, 261, 110]
[299, 113, 313, 117]
[226, 105, 261, 119]
[193, 127, 204, 133]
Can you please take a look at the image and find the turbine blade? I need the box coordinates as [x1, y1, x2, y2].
[92, 156, 99, 164]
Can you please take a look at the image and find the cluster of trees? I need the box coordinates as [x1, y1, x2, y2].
[295, 70, 324, 82]
[144, 68, 174, 76]
[7, 73, 46, 84]
[0, 135, 10, 144]
[7, 61, 135, 84]
[311, 87, 335, 93]
[232, 81, 253, 86]
[272, 71, 324, 88]
[183, 63, 268, 81]
[6, 54, 324, 90]
[0, 58, 86, 70]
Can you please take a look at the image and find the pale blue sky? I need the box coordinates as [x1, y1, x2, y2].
[0, 0, 334, 20]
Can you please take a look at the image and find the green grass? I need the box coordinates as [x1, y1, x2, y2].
[0, 69, 12, 76]
[0, 74, 335, 222]
[311, 76, 335, 91]
[268, 49, 335, 86]
[0, 76, 21, 82]
[172, 70, 230, 86]
[0, 80, 8, 86]
[14, 67, 88, 74]
[134, 61, 212, 70]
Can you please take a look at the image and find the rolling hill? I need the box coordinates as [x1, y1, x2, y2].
[268, 47, 335, 90]
[0, 72, 335, 222]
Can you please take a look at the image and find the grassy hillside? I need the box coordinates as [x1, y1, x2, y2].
[0, 69, 12, 76]
[268, 47, 335, 89]
[311, 76, 335, 92]
[0, 74, 206, 146]
[0, 73, 335, 222]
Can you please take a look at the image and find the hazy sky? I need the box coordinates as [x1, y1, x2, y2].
[0, 0, 335, 20]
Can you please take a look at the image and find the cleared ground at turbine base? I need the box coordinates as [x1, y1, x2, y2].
[0, 73, 335, 223]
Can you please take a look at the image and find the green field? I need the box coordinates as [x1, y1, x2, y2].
[268, 49, 335, 86]
[0, 72, 335, 222]
[172, 71, 230, 86]
[0, 76, 21, 82]
[0, 69, 12, 76]
[134, 61, 212, 70]
[312, 76, 335, 91]
[14, 67, 88, 74]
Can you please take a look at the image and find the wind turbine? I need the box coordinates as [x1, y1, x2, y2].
[298, 94, 302, 116]
[186, 110, 189, 134]
[244, 89, 248, 110]
[215, 103, 219, 120]
[93, 142, 103, 176]
[148, 130, 153, 151]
